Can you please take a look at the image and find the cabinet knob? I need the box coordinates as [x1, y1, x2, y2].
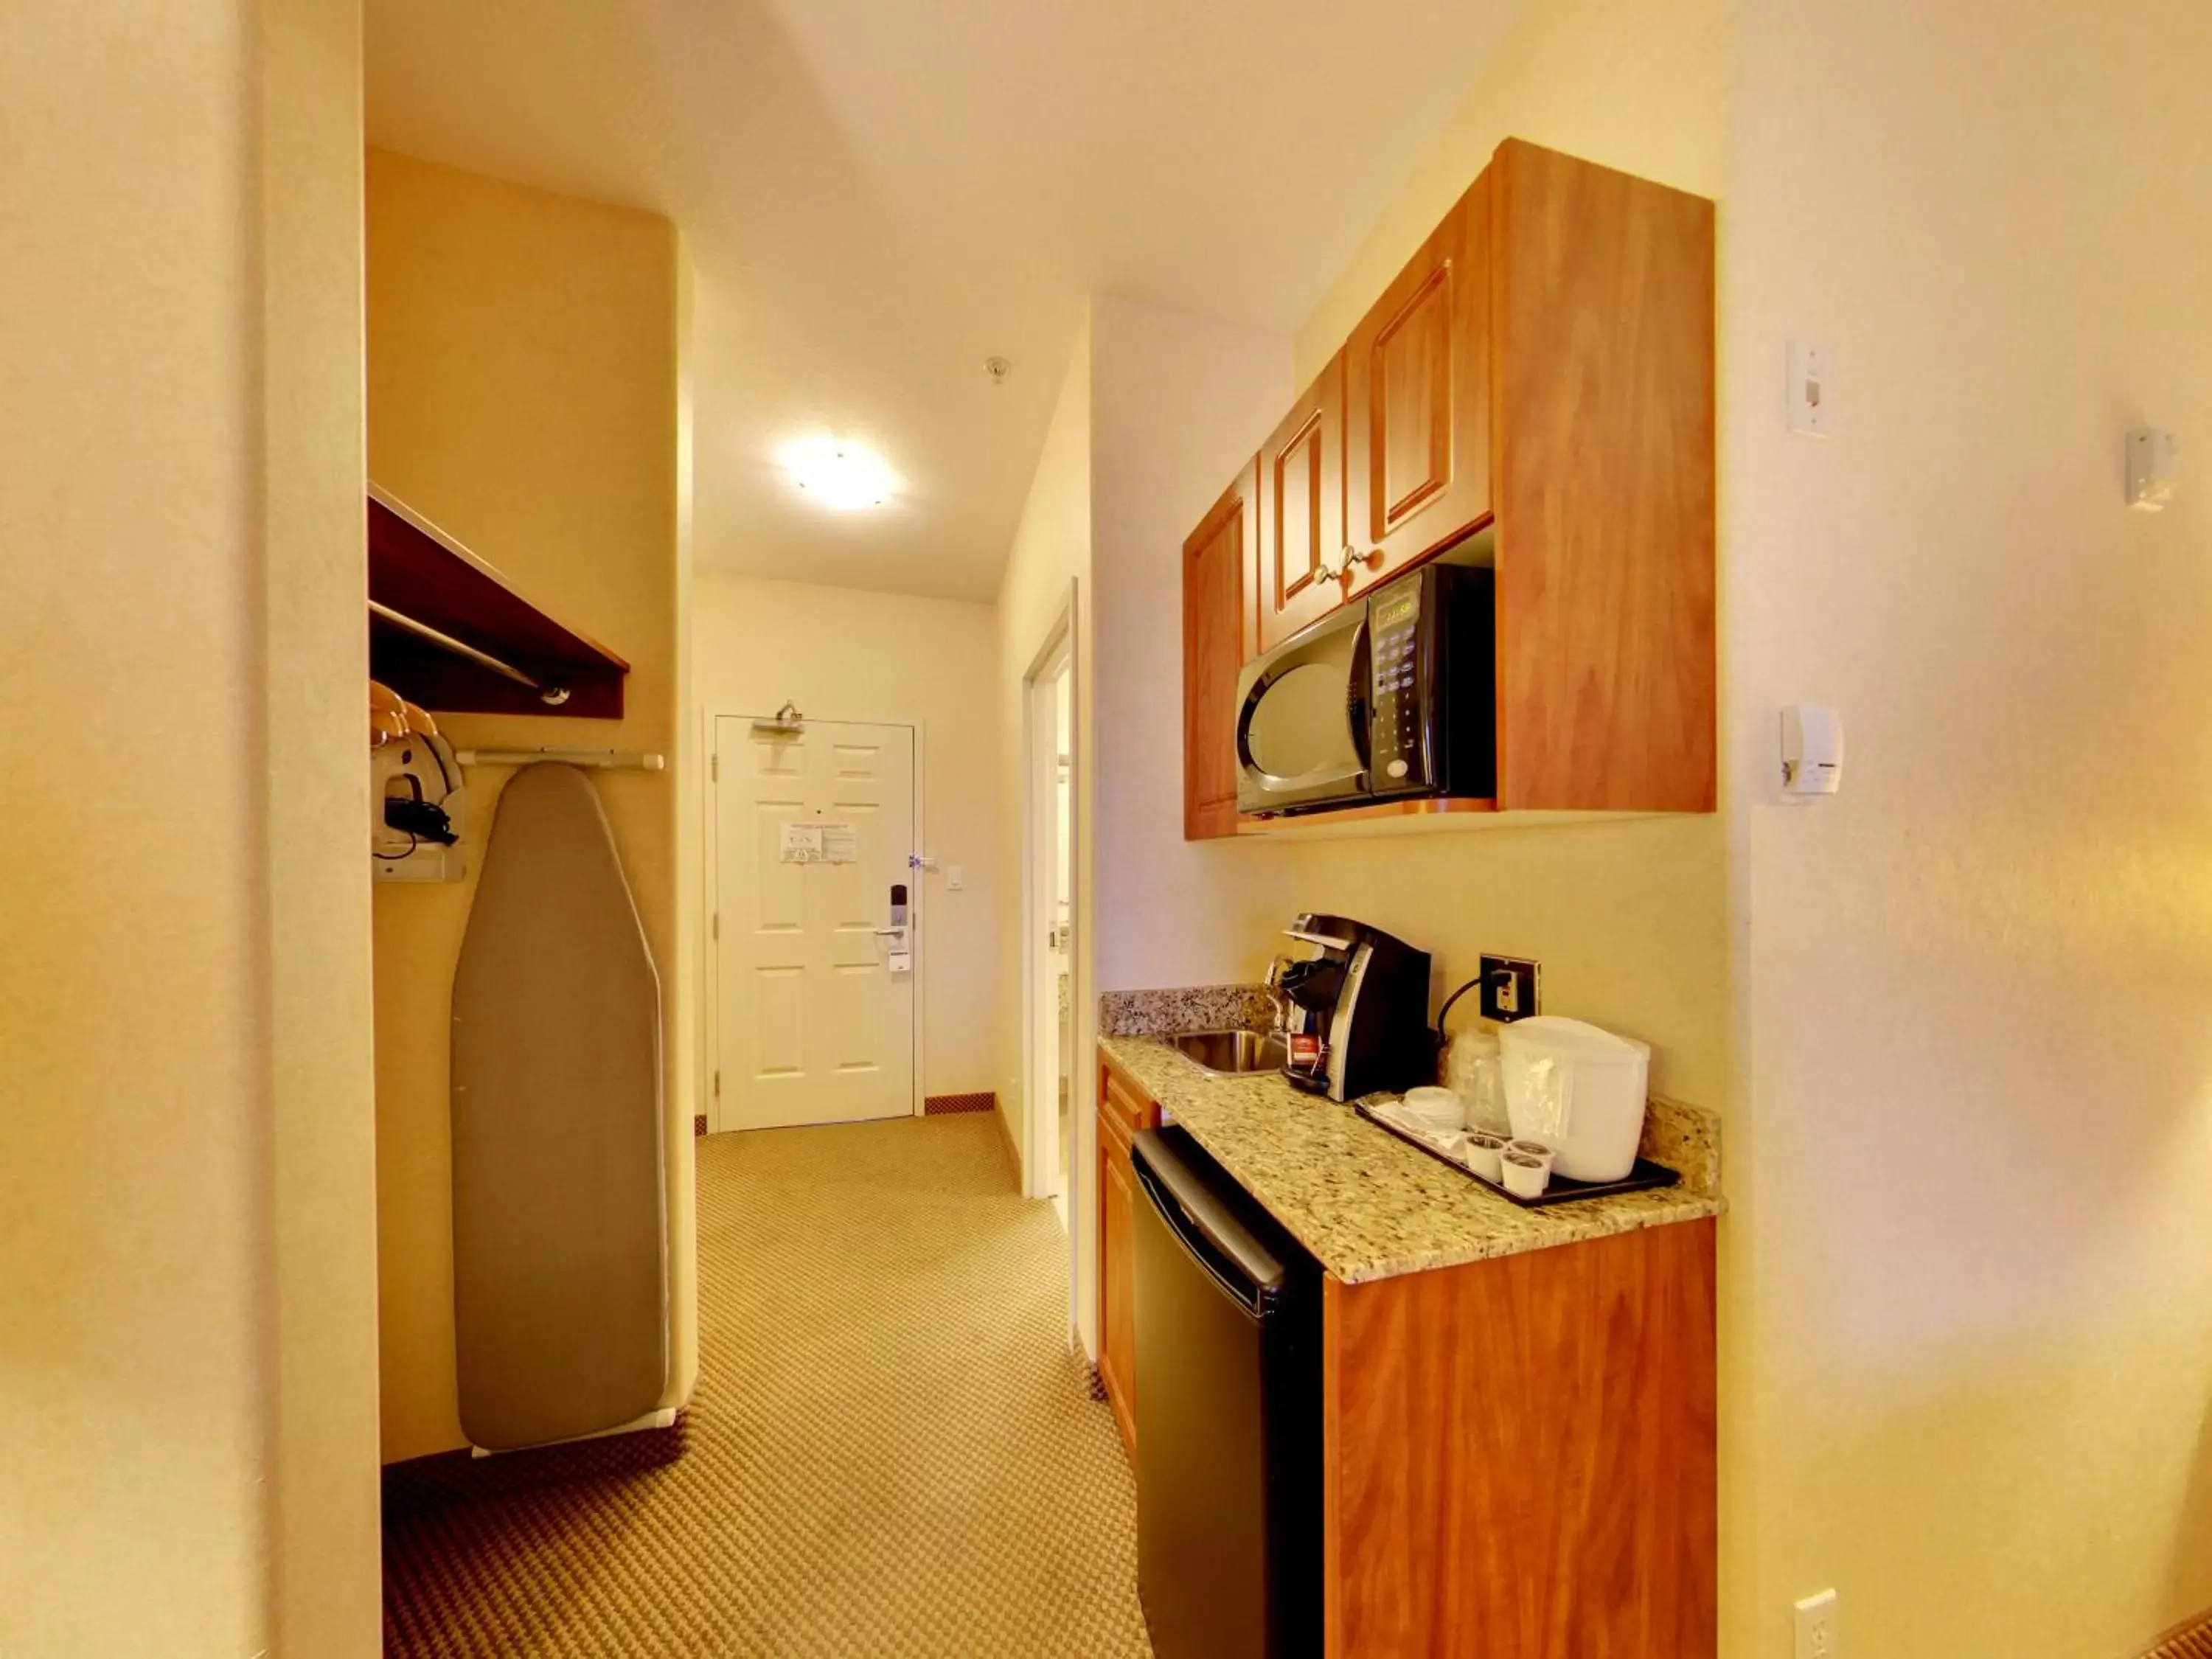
[1345, 546, 1382, 573]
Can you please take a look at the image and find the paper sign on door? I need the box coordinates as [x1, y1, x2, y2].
[779, 821, 858, 863]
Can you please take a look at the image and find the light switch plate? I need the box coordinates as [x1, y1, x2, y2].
[1787, 340, 1831, 436]
[1795, 1589, 1838, 1659]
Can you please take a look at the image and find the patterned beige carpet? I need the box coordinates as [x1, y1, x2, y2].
[384, 1116, 1152, 1658]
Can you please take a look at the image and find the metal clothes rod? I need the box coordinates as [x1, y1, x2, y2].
[369, 599, 571, 706]
[455, 748, 667, 771]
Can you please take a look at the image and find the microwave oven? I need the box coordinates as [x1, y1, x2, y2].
[1234, 563, 1495, 818]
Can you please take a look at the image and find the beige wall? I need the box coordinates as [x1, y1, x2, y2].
[995, 321, 1096, 1337]
[1295, 0, 1729, 383]
[262, 0, 384, 1650]
[1721, 1, 2212, 1652]
[692, 573, 1001, 1099]
[1088, 296, 1302, 995]
[366, 149, 695, 1463]
[997, 299, 1298, 1357]
[1, 3, 380, 1653]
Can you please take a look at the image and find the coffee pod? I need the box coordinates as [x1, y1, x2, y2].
[1502, 1148, 1551, 1199]
[1464, 1132, 1507, 1183]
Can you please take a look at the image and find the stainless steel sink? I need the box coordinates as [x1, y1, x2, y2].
[1170, 1029, 1288, 1077]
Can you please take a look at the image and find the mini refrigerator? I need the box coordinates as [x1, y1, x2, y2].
[1130, 1126, 1323, 1659]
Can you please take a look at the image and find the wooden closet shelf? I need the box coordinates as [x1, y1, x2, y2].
[368, 486, 627, 720]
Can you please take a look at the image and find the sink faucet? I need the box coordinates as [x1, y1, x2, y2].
[1264, 955, 1296, 1036]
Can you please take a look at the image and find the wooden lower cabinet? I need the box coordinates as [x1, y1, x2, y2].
[1322, 1219, 1718, 1658]
[1097, 1056, 1161, 1457]
[1095, 1048, 1716, 1650]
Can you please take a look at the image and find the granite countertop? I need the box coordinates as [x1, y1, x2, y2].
[1097, 990, 1723, 1286]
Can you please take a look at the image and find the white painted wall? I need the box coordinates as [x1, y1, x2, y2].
[1089, 296, 1303, 995]
[1, 2, 380, 1652]
[1722, 1, 2212, 1652]
[692, 572, 1001, 1099]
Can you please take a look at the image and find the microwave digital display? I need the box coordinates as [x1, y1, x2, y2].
[1373, 592, 1417, 630]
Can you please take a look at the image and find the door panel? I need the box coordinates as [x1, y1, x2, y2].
[1256, 354, 1349, 654]
[1346, 170, 1492, 597]
[715, 716, 918, 1129]
[1182, 460, 1257, 841]
[1492, 138, 1717, 811]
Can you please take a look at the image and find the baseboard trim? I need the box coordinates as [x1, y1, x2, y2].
[992, 1098, 1020, 1178]
[2143, 1612, 2212, 1658]
[925, 1091, 996, 1116]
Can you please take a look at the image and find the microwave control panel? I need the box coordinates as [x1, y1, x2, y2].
[1368, 583, 1430, 791]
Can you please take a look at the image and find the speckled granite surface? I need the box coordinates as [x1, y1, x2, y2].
[1098, 1030, 1723, 1285]
[1099, 984, 1276, 1038]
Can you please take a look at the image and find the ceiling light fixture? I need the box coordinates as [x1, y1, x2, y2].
[782, 437, 897, 511]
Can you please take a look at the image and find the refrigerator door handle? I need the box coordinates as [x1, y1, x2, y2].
[1132, 1131, 1285, 1317]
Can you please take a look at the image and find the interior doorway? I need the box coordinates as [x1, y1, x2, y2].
[710, 713, 921, 1130]
[1023, 599, 1078, 1228]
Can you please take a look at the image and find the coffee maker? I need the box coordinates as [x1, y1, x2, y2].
[1269, 914, 1432, 1102]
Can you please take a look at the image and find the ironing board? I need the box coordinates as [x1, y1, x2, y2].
[451, 762, 667, 1450]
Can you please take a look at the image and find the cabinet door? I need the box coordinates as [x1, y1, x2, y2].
[1256, 353, 1349, 654]
[1343, 170, 1492, 600]
[1183, 461, 1258, 841]
[1491, 139, 1716, 811]
[1098, 1119, 1138, 1456]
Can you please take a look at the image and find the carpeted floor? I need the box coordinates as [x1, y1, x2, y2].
[383, 1115, 1152, 1658]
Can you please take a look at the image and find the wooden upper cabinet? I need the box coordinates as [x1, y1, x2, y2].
[1183, 136, 1717, 827]
[1183, 461, 1257, 841]
[1491, 139, 1717, 813]
[1343, 170, 1492, 600]
[1255, 354, 1349, 655]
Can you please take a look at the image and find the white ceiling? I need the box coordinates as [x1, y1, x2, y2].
[366, 0, 1528, 602]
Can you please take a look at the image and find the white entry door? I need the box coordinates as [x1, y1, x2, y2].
[714, 715, 918, 1130]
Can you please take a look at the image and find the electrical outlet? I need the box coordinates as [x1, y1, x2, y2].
[1795, 1590, 1837, 1659]
[1478, 955, 1540, 1023]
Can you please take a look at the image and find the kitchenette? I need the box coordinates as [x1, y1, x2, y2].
[1105, 134, 1722, 1659]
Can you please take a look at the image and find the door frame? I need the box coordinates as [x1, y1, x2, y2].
[702, 707, 928, 1134]
[1021, 621, 1075, 1206]
[1018, 581, 1090, 1357]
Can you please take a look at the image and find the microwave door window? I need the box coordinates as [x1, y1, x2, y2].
[1245, 660, 1363, 789]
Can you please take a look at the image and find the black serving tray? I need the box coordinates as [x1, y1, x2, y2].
[1354, 1102, 1681, 1208]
